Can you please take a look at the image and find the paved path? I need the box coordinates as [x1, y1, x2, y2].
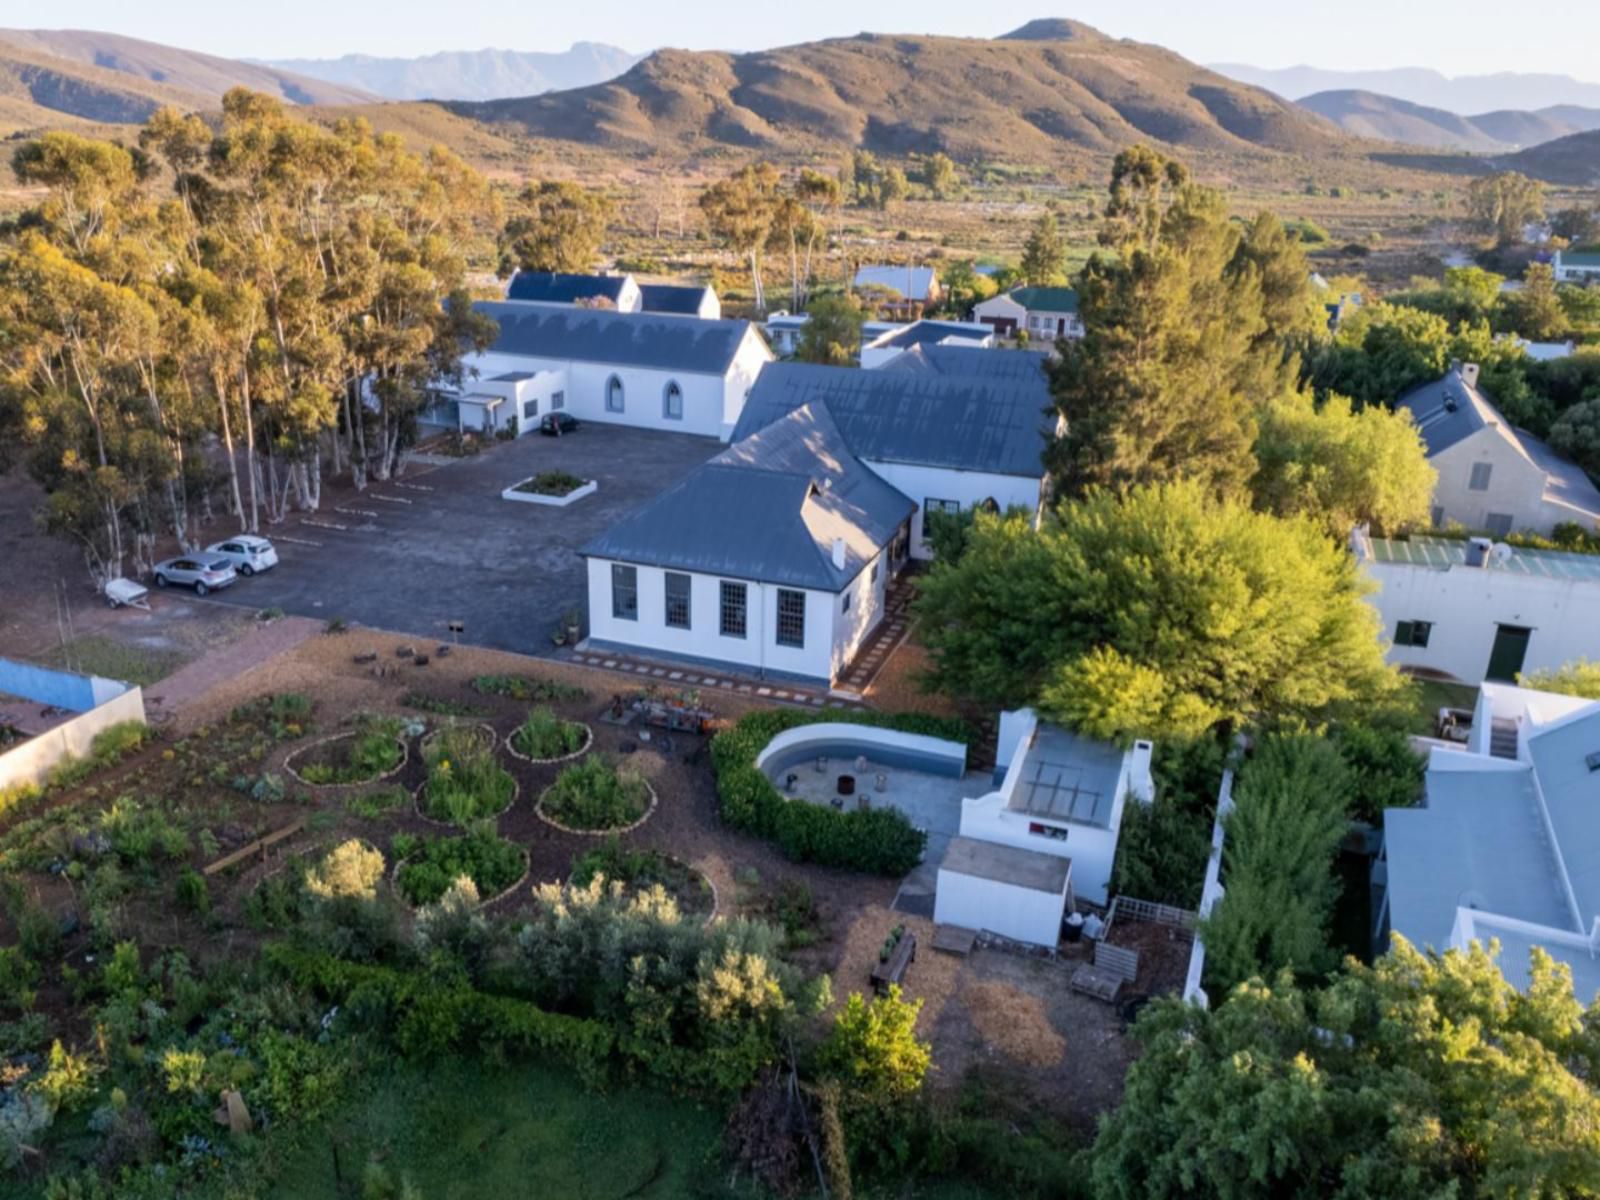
[142, 616, 322, 721]
[561, 647, 867, 712]
[839, 573, 916, 692]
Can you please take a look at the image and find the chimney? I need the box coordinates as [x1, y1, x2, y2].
[831, 538, 847, 570]
[1128, 740, 1155, 805]
[1460, 361, 1480, 389]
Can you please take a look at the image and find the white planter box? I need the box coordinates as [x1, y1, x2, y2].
[501, 478, 598, 507]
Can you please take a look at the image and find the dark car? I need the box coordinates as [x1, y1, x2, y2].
[539, 413, 579, 436]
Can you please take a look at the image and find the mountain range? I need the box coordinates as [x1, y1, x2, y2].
[447, 19, 1345, 159]
[1296, 89, 1600, 152]
[1212, 61, 1600, 115]
[257, 43, 640, 102]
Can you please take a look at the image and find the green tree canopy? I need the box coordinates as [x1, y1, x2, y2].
[500, 180, 611, 275]
[1466, 170, 1546, 246]
[1520, 657, 1600, 699]
[1500, 260, 1568, 342]
[795, 293, 866, 365]
[914, 482, 1400, 742]
[1019, 210, 1067, 286]
[919, 152, 959, 200]
[1091, 939, 1600, 1200]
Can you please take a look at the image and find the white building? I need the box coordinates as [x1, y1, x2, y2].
[972, 286, 1083, 341]
[732, 361, 1056, 560]
[1381, 682, 1600, 1002]
[638, 283, 721, 320]
[1399, 362, 1600, 537]
[853, 265, 941, 316]
[1353, 529, 1600, 685]
[762, 313, 906, 359]
[1552, 249, 1600, 284]
[582, 403, 911, 684]
[1496, 334, 1577, 363]
[859, 319, 995, 369]
[935, 708, 1154, 944]
[506, 272, 721, 320]
[434, 301, 772, 441]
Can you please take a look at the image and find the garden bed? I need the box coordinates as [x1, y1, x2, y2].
[569, 841, 717, 921]
[391, 830, 530, 909]
[536, 757, 658, 835]
[505, 709, 592, 764]
[283, 723, 408, 788]
[501, 471, 597, 507]
[415, 723, 519, 825]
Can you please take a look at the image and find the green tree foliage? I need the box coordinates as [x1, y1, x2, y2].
[1330, 723, 1424, 824]
[1309, 301, 1452, 406]
[915, 484, 1400, 740]
[1520, 657, 1600, 699]
[795, 293, 866, 365]
[1199, 735, 1351, 992]
[919, 152, 959, 200]
[1500, 261, 1568, 341]
[699, 162, 782, 310]
[1250, 389, 1435, 534]
[306, 839, 384, 902]
[1110, 737, 1228, 907]
[818, 985, 931, 1101]
[1019, 210, 1067, 286]
[1549, 397, 1600, 475]
[1389, 265, 1505, 327]
[500, 180, 611, 274]
[1466, 170, 1546, 246]
[1049, 147, 1315, 499]
[1092, 940, 1600, 1200]
[1550, 205, 1599, 245]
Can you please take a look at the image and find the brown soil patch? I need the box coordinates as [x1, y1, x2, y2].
[961, 979, 1069, 1068]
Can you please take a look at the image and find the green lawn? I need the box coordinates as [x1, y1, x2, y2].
[1407, 678, 1479, 735]
[37, 634, 188, 687]
[270, 1059, 732, 1200]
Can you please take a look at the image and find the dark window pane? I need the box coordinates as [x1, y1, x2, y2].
[776, 589, 805, 647]
[720, 581, 747, 638]
[612, 564, 638, 620]
[665, 572, 691, 629]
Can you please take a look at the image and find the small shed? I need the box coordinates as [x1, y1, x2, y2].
[933, 836, 1073, 947]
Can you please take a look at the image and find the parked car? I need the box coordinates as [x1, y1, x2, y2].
[205, 534, 279, 576]
[152, 553, 237, 596]
[539, 413, 579, 436]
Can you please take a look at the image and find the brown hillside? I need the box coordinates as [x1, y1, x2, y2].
[1501, 129, 1600, 185]
[449, 23, 1347, 160]
[0, 37, 209, 126]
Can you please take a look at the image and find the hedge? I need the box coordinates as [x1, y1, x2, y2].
[710, 709, 973, 875]
[265, 945, 614, 1085]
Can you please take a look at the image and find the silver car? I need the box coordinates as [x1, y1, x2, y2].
[152, 553, 238, 596]
[204, 534, 280, 576]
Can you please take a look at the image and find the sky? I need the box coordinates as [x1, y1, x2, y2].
[22, 0, 1600, 81]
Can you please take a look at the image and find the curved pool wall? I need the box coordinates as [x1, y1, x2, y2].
[757, 723, 969, 782]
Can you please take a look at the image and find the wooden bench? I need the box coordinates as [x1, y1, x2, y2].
[202, 818, 307, 877]
[870, 930, 917, 995]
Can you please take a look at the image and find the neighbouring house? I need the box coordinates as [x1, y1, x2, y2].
[1399, 362, 1600, 537]
[972, 286, 1083, 341]
[935, 708, 1154, 942]
[638, 283, 721, 320]
[506, 270, 642, 311]
[1351, 529, 1600, 685]
[762, 312, 904, 359]
[732, 362, 1055, 559]
[1553, 249, 1600, 284]
[859, 319, 995, 369]
[879, 343, 1052, 385]
[1497, 333, 1578, 362]
[581, 402, 914, 685]
[1379, 681, 1600, 1001]
[854, 264, 941, 319]
[427, 301, 772, 441]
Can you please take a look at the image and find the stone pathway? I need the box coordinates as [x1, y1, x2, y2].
[839, 573, 918, 692]
[560, 648, 868, 712]
[143, 616, 323, 722]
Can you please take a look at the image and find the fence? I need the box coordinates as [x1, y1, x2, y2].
[0, 657, 129, 713]
[0, 657, 145, 792]
[1182, 765, 1237, 1009]
[1106, 895, 1197, 933]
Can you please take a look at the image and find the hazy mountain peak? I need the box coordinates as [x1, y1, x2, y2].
[259, 43, 641, 102]
[998, 19, 1108, 42]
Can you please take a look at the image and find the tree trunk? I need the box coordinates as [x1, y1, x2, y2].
[240, 368, 261, 532]
[215, 374, 246, 530]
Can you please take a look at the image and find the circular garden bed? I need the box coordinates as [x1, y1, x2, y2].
[569, 842, 716, 921]
[284, 721, 408, 788]
[536, 756, 657, 835]
[504, 707, 592, 764]
[391, 831, 529, 909]
[416, 723, 518, 824]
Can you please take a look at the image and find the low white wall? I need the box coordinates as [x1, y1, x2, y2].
[934, 868, 1067, 946]
[754, 722, 968, 777]
[0, 687, 146, 791]
[501, 479, 598, 507]
[1183, 765, 1236, 1009]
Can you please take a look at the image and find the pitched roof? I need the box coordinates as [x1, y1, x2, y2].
[880, 344, 1052, 392]
[638, 283, 714, 315]
[581, 403, 914, 591]
[1558, 250, 1600, 268]
[733, 362, 1050, 479]
[854, 265, 938, 298]
[1365, 535, 1600, 583]
[505, 271, 634, 304]
[471, 301, 759, 376]
[1008, 285, 1079, 314]
[866, 319, 993, 351]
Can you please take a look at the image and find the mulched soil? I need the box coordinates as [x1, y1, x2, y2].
[1103, 918, 1195, 998]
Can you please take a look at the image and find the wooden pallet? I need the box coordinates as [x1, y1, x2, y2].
[1069, 963, 1125, 1003]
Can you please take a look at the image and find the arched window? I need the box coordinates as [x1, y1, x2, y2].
[606, 375, 625, 413]
[663, 380, 684, 421]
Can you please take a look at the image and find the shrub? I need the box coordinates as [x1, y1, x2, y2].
[98, 799, 190, 866]
[513, 470, 587, 496]
[306, 840, 385, 902]
[1332, 723, 1424, 824]
[174, 869, 210, 915]
[471, 674, 586, 702]
[401, 692, 486, 718]
[31, 1041, 99, 1114]
[710, 710, 971, 875]
[541, 756, 651, 831]
[819, 985, 931, 1101]
[1109, 736, 1227, 908]
[345, 785, 409, 820]
[420, 726, 515, 823]
[298, 719, 403, 785]
[0, 947, 38, 1013]
[569, 840, 714, 915]
[511, 707, 587, 760]
[394, 833, 523, 906]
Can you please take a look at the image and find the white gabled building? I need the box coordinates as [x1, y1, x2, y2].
[434, 301, 772, 441]
[1352, 529, 1600, 686]
[1553, 249, 1600, 284]
[972, 286, 1083, 341]
[859, 319, 995, 369]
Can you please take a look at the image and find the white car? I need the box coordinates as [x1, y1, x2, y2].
[204, 534, 280, 577]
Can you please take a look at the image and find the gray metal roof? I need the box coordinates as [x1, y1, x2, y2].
[1524, 706, 1600, 921]
[867, 320, 992, 350]
[881, 344, 1052, 391]
[489, 371, 538, 382]
[506, 271, 632, 304]
[638, 283, 714, 315]
[1367, 536, 1600, 582]
[940, 836, 1072, 894]
[581, 403, 914, 591]
[733, 362, 1049, 479]
[473, 301, 758, 376]
[1006, 724, 1125, 829]
[1521, 432, 1600, 522]
[1397, 370, 1500, 456]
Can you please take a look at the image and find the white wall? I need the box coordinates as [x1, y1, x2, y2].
[958, 793, 1122, 907]
[1366, 560, 1600, 684]
[864, 461, 1045, 560]
[829, 550, 888, 681]
[1431, 432, 1554, 534]
[934, 868, 1068, 946]
[0, 688, 146, 792]
[720, 330, 774, 439]
[1023, 309, 1084, 339]
[587, 557, 858, 682]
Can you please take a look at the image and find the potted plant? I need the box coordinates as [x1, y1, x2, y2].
[563, 608, 581, 644]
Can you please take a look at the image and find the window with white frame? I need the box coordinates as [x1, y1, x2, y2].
[922, 497, 960, 544]
[720, 581, 747, 638]
[776, 589, 805, 648]
[663, 380, 684, 421]
[611, 564, 638, 621]
[664, 572, 691, 629]
[551, 391, 565, 410]
[606, 376, 625, 413]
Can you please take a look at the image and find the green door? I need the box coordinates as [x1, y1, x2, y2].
[1486, 625, 1532, 683]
